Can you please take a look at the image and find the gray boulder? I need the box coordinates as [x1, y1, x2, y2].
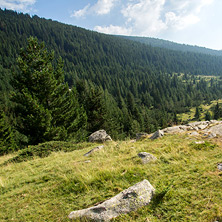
[205, 124, 222, 136]
[163, 126, 184, 134]
[84, 145, 104, 157]
[138, 152, 157, 164]
[68, 179, 155, 221]
[89, 130, 112, 143]
[150, 130, 164, 140]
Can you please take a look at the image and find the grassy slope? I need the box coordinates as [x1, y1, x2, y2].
[0, 134, 222, 222]
[179, 100, 222, 122]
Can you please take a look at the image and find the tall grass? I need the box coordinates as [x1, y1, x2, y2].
[0, 134, 222, 221]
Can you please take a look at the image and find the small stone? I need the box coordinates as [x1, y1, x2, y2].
[194, 141, 205, 144]
[217, 163, 222, 171]
[138, 152, 157, 164]
[189, 131, 199, 136]
[83, 145, 104, 157]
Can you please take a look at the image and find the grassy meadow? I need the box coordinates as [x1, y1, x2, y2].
[178, 99, 222, 122]
[0, 133, 222, 221]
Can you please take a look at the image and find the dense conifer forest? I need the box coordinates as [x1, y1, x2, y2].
[119, 35, 222, 56]
[1, 8, 222, 153]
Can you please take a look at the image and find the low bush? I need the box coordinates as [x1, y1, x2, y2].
[5, 141, 91, 164]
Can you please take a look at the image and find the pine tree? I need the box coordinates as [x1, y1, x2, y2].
[11, 37, 87, 145]
[213, 102, 221, 120]
[76, 80, 106, 134]
[0, 110, 16, 155]
[194, 106, 200, 120]
[205, 111, 212, 121]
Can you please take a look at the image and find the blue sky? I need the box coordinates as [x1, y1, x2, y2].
[0, 0, 222, 50]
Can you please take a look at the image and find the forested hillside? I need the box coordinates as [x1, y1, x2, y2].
[119, 35, 222, 56]
[1, 8, 222, 152]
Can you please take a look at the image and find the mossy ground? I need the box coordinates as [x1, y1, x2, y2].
[0, 134, 222, 221]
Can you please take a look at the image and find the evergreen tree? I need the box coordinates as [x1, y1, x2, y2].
[213, 102, 221, 120]
[76, 80, 106, 134]
[194, 106, 201, 120]
[205, 111, 212, 121]
[11, 37, 87, 145]
[0, 110, 16, 155]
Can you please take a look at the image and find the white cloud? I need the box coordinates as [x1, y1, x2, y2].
[165, 12, 200, 30]
[93, 0, 118, 15]
[71, 0, 118, 18]
[118, 0, 214, 36]
[0, 0, 36, 11]
[164, 0, 214, 30]
[121, 0, 167, 36]
[94, 25, 132, 35]
[72, 0, 214, 37]
[71, 4, 90, 18]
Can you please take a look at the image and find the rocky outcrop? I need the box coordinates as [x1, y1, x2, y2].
[138, 152, 157, 164]
[163, 125, 186, 134]
[84, 145, 104, 157]
[150, 130, 164, 140]
[89, 130, 112, 143]
[68, 179, 155, 221]
[133, 121, 222, 141]
[204, 124, 222, 137]
[161, 120, 222, 136]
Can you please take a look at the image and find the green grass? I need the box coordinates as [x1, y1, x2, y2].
[178, 99, 222, 122]
[0, 134, 222, 221]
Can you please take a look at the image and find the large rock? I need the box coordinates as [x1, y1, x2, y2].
[150, 130, 164, 140]
[138, 152, 157, 164]
[163, 126, 185, 134]
[205, 124, 222, 136]
[68, 179, 155, 221]
[89, 130, 112, 143]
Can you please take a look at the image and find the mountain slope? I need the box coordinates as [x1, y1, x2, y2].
[118, 35, 222, 56]
[1, 9, 222, 139]
[1, 8, 222, 78]
[1, 129, 222, 221]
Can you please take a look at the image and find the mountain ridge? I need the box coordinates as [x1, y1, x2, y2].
[117, 35, 222, 56]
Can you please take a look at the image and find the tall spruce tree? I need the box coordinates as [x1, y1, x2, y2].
[11, 37, 87, 145]
[76, 80, 106, 134]
[194, 106, 201, 120]
[213, 102, 221, 120]
[0, 110, 16, 155]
